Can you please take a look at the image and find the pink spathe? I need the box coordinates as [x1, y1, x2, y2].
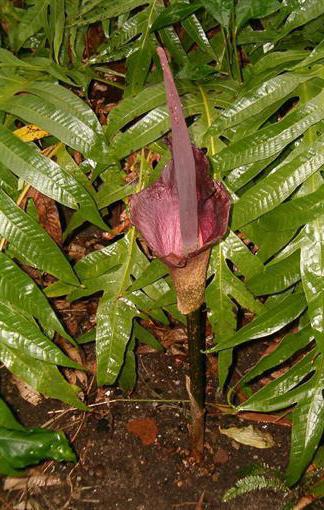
[129, 145, 230, 268]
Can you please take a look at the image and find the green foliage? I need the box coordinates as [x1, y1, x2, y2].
[223, 473, 287, 502]
[0, 0, 324, 486]
[0, 398, 75, 475]
[223, 462, 324, 508]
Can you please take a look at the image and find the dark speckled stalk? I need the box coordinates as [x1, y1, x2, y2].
[186, 306, 206, 461]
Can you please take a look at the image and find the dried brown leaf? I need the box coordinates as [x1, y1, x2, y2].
[127, 418, 158, 446]
[11, 376, 42, 406]
[4, 475, 61, 491]
[27, 189, 62, 245]
[219, 425, 275, 449]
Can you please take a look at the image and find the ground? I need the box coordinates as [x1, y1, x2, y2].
[0, 337, 295, 510]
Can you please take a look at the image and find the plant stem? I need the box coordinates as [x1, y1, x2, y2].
[186, 306, 206, 461]
[232, 29, 243, 83]
[221, 27, 233, 80]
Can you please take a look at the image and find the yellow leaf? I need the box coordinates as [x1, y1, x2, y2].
[14, 124, 49, 142]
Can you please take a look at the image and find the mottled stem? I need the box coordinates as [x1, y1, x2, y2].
[186, 306, 206, 461]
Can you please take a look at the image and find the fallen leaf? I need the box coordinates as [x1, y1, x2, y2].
[11, 376, 42, 406]
[14, 499, 43, 510]
[292, 495, 316, 510]
[27, 189, 62, 245]
[238, 411, 291, 428]
[56, 336, 87, 388]
[14, 125, 49, 142]
[219, 425, 275, 449]
[127, 418, 158, 445]
[4, 475, 61, 491]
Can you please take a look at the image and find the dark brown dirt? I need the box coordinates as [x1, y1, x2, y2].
[0, 342, 293, 510]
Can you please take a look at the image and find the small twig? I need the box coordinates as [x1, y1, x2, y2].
[41, 408, 72, 427]
[172, 503, 201, 508]
[106, 398, 190, 404]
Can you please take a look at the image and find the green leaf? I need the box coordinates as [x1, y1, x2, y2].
[129, 289, 169, 325]
[106, 82, 166, 140]
[90, 9, 149, 63]
[67, 272, 118, 302]
[301, 218, 324, 346]
[125, 1, 161, 96]
[223, 474, 286, 502]
[96, 294, 136, 386]
[126, 259, 168, 292]
[118, 337, 136, 391]
[0, 344, 86, 409]
[94, 226, 171, 384]
[0, 399, 24, 431]
[226, 157, 277, 192]
[97, 165, 135, 209]
[210, 90, 324, 173]
[0, 126, 105, 231]
[0, 253, 73, 341]
[50, 0, 65, 63]
[0, 189, 79, 285]
[110, 93, 204, 160]
[247, 250, 301, 295]
[0, 126, 76, 208]
[26, 81, 106, 141]
[206, 242, 262, 387]
[286, 355, 324, 486]
[151, 1, 202, 31]
[77, 0, 152, 26]
[181, 7, 216, 59]
[253, 50, 309, 75]
[55, 146, 107, 230]
[238, 349, 318, 413]
[243, 220, 296, 263]
[0, 427, 75, 474]
[44, 280, 76, 298]
[222, 230, 264, 279]
[280, 0, 324, 38]
[231, 142, 324, 229]
[0, 161, 18, 193]
[206, 245, 237, 387]
[95, 230, 138, 385]
[133, 321, 163, 351]
[200, 0, 234, 29]
[11, 0, 49, 50]
[240, 325, 314, 385]
[178, 62, 217, 81]
[236, 0, 281, 30]
[210, 74, 309, 133]
[75, 238, 128, 280]
[294, 40, 324, 70]
[0, 301, 79, 368]
[126, 41, 154, 97]
[210, 292, 307, 352]
[260, 184, 324, 231]
[158, 25, 188, 66]
[3, 93, 106, 162]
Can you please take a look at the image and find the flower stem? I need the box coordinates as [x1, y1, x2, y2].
[186, 306, 206, 461]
